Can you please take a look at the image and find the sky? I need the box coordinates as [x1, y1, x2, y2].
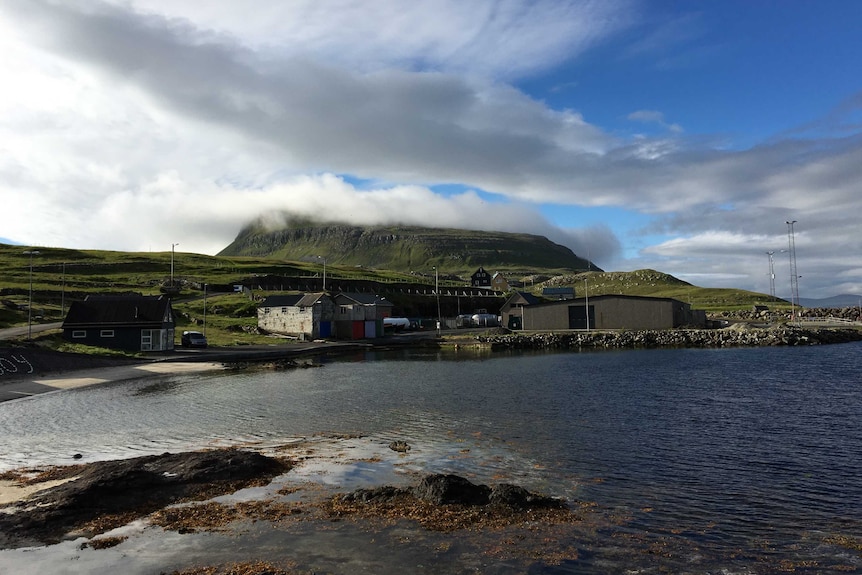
[1, 0, 860, 299]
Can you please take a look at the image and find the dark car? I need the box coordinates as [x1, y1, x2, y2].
[181, 330, 208, 348]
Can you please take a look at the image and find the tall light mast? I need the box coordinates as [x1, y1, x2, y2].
[786, 221, 799, 320]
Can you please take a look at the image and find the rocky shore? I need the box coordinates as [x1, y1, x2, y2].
[475, 325, 862, 350]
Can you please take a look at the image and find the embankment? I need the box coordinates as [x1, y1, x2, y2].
[475, 326, 862, 350]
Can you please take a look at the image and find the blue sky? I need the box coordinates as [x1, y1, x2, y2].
[0, 0, 860, 299]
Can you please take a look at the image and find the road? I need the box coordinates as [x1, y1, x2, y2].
[0, 322, 63, 341]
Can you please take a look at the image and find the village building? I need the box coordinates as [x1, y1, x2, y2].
[491, 272, 510, 292]
[62, 294, 175, 352]
[257, 293, 335, 340]
[332, 292, 394, 339]
[499, 291, 543, 330]
[501, 293, 706, 331]
[542, 286, 575, 300]
[257, 292, 394, 340]
[471, 267, 491, 288]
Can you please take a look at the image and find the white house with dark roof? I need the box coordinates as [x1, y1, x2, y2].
[257, 293, 335, 340]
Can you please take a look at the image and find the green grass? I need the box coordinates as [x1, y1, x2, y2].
[1, 243, 789, 340]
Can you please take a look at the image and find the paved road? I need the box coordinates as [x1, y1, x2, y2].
[0, 322, 63, 341]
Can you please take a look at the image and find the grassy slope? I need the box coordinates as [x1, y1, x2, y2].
[1, 244, 787, 344]
[220, 221, 592, 275]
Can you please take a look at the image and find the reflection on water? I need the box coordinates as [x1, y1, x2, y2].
[1, 342, 861, 573]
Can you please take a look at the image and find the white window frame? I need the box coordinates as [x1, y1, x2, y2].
[72, 330, 87, 339]
[100, 330, 115, 338]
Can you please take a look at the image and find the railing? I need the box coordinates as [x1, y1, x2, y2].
[791, 316, 862, 327]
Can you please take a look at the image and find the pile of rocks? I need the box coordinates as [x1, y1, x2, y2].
[477, 326, 862, 350]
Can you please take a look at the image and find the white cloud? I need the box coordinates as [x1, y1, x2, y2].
[0, 1, 860, 298]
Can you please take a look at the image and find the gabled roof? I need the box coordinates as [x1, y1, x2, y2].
[334, 292, 393, 307]
[502, 291, 542, 309]
[259, 293, 329, 308]
[63, 295, 172, 328]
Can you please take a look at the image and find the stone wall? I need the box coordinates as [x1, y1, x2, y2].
[476, 326, 862, 350]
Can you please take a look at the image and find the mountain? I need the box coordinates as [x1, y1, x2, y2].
[218, 217, 597, 275]
[798, 294, 862, 308]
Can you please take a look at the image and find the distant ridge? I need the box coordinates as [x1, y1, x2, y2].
[218, 216, 598, 274]
[798, 294, 862, 308]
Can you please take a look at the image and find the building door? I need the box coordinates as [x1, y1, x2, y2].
[567, 305, 595, 330]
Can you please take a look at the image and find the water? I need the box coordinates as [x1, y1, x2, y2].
[1, 343, 861, 573]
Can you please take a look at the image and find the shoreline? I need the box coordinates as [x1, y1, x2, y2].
[3, 325, 860, 402]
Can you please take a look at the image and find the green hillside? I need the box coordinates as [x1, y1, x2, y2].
[0, 241, 788, 338]
[218, 217, 596, 275]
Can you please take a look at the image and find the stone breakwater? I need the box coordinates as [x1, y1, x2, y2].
[476, 326, 862, 350]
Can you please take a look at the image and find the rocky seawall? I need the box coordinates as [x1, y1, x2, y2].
[476, 326, 862, 350]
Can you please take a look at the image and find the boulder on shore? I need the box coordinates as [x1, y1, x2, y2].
[0, 448, 291, 548]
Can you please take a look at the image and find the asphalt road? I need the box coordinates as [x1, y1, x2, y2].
[0, 322, 63, 341]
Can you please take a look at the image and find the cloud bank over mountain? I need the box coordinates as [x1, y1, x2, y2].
[0, 1, 860, 297]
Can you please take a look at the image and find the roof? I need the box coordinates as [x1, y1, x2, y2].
[529, 294, 688, 309]
[542, 287, 575, 296]
[334, 292, 393, 307]
[503, 291, 542, 307]
[259, 293, 329, 308]
[63, 295, 172, 328]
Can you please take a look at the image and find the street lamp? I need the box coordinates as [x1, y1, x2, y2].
[786, 221, 799, 320]
[203, 283, 208, 337]
[765, 251, 776, 299]
[433, 266, 441, 335]
[23, 250, 40, 340]
[584, 277, 590, 331]
[171, 243, 179, 287]
[317, 256, 326, 291]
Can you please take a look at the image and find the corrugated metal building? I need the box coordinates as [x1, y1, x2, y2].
[502, 293, 706, 331]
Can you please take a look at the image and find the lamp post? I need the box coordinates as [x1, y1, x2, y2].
[203, 283, 207, 337]
[23, 250, 40, 340]
[786, 221, 799, 321]
[317, 256, 326, 291]
[584, 277, 590, 331]
[171, 243, 179, 287]
[433, 266, 441, 335]
[765, 251, 776, 299]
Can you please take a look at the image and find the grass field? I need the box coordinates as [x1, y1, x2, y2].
[1, 243, 788, 345]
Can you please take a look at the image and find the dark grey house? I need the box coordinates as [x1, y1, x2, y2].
[62, 295, 175, 352]
[471, 267, 491, 288]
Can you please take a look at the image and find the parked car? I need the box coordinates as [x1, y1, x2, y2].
[181, 330, 208, 348]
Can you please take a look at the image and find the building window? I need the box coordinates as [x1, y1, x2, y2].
[100, 330, 115, 338]
[141, 330, 152, 351]
[340, 306, 350, 315]
[72, 330, 86, 339]
[282, 307, 288, 313]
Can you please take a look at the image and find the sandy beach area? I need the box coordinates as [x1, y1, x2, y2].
[0, 360, 226, 403]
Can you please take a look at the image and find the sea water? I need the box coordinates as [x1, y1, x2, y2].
[1, 342, 860, 573]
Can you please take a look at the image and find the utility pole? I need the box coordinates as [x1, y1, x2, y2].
[786, 221, 799, 321]
[584, 276, 590, 331]
[171, 243, 179, 286]
[24, 250, 40, 340]
[433, 266, 441, 335]
[765, 251, 776, 299]
[318, 256, 326, 291]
